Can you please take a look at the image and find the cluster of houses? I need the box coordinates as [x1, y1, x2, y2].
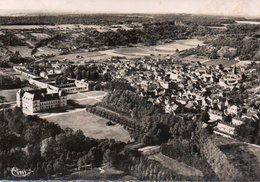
[14, 57, 259, 137]
[97, 58, 259, 137]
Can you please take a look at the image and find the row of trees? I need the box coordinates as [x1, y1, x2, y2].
[62, 65, 112, 82]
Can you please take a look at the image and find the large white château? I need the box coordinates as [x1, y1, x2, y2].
[17, 88, 67, 114]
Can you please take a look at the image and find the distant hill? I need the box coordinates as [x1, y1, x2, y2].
[0, 0, 259, 18]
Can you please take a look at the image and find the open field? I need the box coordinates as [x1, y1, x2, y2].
[67, 91, 107, 105]
[35, 46, 60, 57]
[236, 21, 260, 25]
[0, 88, 19, 103]
[149, 153, 204, 177]
[73, 98, 101, 106]
[31, 32, 51, 40]
[180, 55, 209, 64]
[0, 25, 46, 30]
[0, 24, 89, 30]
[67, 93, 88, 100]
[42, 90, 126, 142]
[204, 59, 238, 67]
[0, 24, 134, 31]
[7, 46, 32, 57]
[68, 97, 102, 106]
[51, 51, 110, 63]
[153, 39, 204, 52]
[80, 91, 107, 97]
[45, 110, 131, 142]
[207, 26, 227, 30]
[102, 39, 204, 58]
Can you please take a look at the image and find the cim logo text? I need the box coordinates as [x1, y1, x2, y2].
[10, 167, 33, 178]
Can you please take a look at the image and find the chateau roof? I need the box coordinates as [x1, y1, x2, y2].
[22, 89, 66, 102]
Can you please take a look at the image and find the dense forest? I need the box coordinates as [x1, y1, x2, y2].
[180, 24, 260, 61]
[236, 115, 260, 145]
[0, 33, 25, 46]
[99, 90, 209, 145]
[29, 21, 199, 51]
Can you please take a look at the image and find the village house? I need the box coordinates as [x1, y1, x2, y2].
[215, 122, 236, 136]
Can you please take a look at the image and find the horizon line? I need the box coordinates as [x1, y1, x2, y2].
[0, 9, 259, 19]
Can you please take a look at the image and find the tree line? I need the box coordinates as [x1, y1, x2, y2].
[0, 75, 22, 89]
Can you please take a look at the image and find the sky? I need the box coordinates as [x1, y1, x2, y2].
[0, 0, 259, 17]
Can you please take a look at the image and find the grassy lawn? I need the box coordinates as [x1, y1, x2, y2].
[45, 110, 131, 142]
[153, 39, 204, 52]
[31, 33, 50, 40]
[35, 46, 60, 57]
[67, 91, 107, 106]
[104, 39, 204, 57]
[74, 99, 100, 106]
[52, 51, 110, 62]
[82, 91, 107, 97]
[115, 47, 148, 55]
[0, 88, 19, 103]
[67, 93, 88, 100]
[149, 153, 204, 177]
[67, 91, 107, 100]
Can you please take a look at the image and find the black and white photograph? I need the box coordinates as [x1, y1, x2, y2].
[0, 0, 259, 181]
